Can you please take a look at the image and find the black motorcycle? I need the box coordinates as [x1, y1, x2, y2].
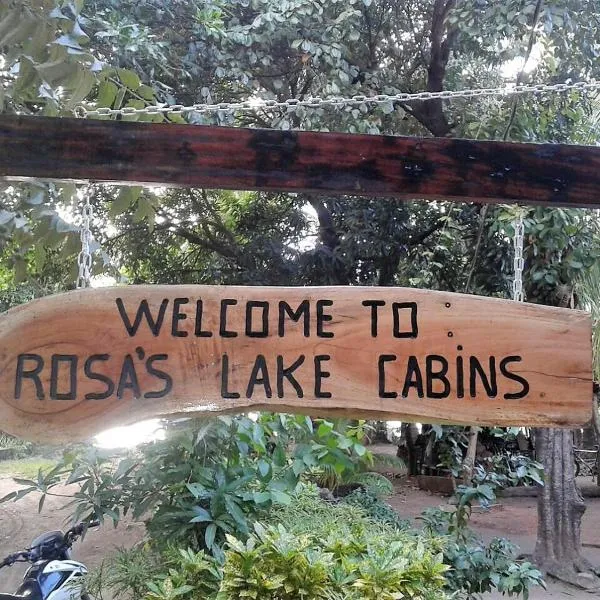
[0, 521, 99, 600]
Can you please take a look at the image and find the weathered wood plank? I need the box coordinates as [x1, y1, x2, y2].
[0, 286, 591, 442]
[1, 115, 600, 207]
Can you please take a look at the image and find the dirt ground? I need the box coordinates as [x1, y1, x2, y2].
[1, 473, 600, 598]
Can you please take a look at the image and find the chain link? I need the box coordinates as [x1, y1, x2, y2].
[76, 188, 94, 289]
[78, 79, 600, 118]
[512, 212, 525, 302]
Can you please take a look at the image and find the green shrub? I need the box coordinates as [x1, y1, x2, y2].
[6, 415, 374, 556]
[147, 548, 222, 600]
[93, 546, 158, 599]
[219, 524, 331, 600]
[0, 432, 32, 459]
[349, 471, 394, 497]
[344, 488, 410, 530]
[219, 521, 449, 600]
[88, 488, 450, 600]
[420, 507, 545, 598]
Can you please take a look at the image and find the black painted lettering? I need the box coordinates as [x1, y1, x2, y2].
[362, 300, 386, 337]
[221, 353, 240, 399]
[314, 355, 332, 398]
[426, 355, 450, 399]
[378, 354, 398, 398]
[500, 356, 529, 400]
[220, 299, 238, 338]
[316, 300, 334, 338]
[144, 354, 173, 399]
[469, 356, 497, 398]
[194, 300, 213, 337]
[246, 301, 269, 338]
[456, 354, 465, 398]
[278, 300, 310, 337]
[84, 354, 114, 400]
[246, 354, 272, 398]
[50, 354, 78, 400]
[116, 298, 169, 337]
[171, 297, 189, 337]
[15, 354, 45, 400]
[393, 302, 418, 338]
[402, 356, 424, 398]
[276, 355, 305, 398]
[117, 355, 141, 399]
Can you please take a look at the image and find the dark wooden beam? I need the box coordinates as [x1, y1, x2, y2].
[2, 115, 600, 207]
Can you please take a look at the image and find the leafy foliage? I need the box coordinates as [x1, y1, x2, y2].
[1, 415, 374, 554]
[421, 506, 545, 598]
[221, 520, 448, 600]
[344, 488, 410, 530]
[88, 486, 449, 600]
[476, 454, 544, 489]
[3, 0, 600, 292]
[0, 431, 33, 459]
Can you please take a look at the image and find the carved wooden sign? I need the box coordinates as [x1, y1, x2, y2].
[0, 286, 591, 442]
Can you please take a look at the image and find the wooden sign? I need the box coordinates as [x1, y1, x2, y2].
[2, 115, 600, 208]
[0, 286, 591, 442]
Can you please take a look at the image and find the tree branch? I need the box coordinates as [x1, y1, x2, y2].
[406, 0, 457, 136]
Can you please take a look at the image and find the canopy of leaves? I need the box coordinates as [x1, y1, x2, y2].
[1, 0, 600, 298]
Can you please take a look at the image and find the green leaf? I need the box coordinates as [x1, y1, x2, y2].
[317, 422, 333, 437]
[224, 496, 246, 528]
[0, 491, 17, 503]
[97, 80, 118, 108]
[0, 210, 15, 225]
[252, 491, 271, 504]
[65, 69, 95, 108]
[117, 68, 141, 90]
[205, 522, 217, 549]
[54, 34, 82, 51]
[354, 443, 367, 457]
[270, 490, 291, 505]
[110, 187, 140, 218]
[257, 458, 270, 478]
[137, 84, 155, 100]
[190, 506, 212, 523]
[477, 484, 496, 501]
[26, 189, 45, 205]
[35, 60, 78, 86]
[133, 195, 155, 224]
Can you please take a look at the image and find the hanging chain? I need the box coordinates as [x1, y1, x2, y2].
[76, 79, 600, 119]
[512, 212, 525, 302]
[76, 187, 94, 289]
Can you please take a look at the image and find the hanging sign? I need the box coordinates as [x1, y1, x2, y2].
[0, 286, 592, 442]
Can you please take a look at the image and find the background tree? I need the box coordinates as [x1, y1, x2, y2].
[2, 0, 600, 586]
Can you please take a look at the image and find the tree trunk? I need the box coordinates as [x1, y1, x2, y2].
[401, 423, 420, 476]
[592, 391, 600, 487]
[533, 428, 600, 588]
[462, 426, 480, 483]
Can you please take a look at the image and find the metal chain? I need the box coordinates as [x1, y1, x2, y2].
[512, 213, 525, 302]
[77, 79, 600, 118]
[76, 188, 94, 289]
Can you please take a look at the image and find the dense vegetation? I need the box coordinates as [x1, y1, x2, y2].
[2, 0, 600, 594]
[7, 415, 542, 599]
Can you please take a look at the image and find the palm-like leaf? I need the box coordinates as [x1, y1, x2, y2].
[576, 261, 600, 382]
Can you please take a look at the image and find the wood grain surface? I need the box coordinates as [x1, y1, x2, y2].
[0, 286, 592, 442]
[2, 115, 600, 207]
